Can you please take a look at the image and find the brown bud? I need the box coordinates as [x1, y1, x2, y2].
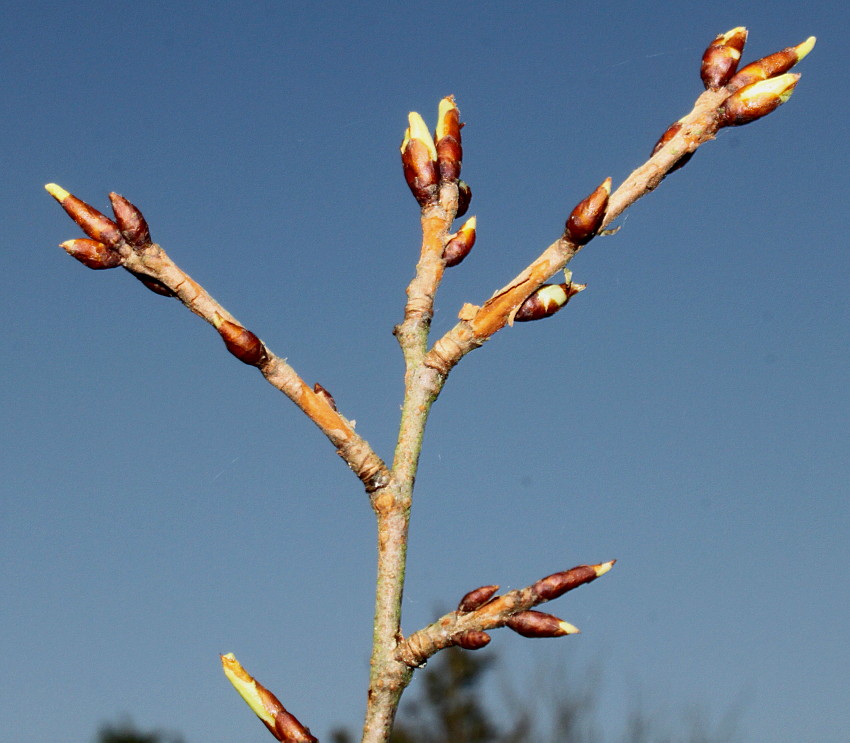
[313, 383, 338, 411]
[650, 121, 694, 173]
[108, 192, 151, 247]
[436, 96, 463, 183]
[506, 611, 580, 638]
[443, 216, 476, 267]
[214, 317, 268, 366]
[514, 281, 585, 323]
[701, 27, 748, 89]
[719, 73, 800, 127]
[60, 238, 123, 270]
[728, 36, 815, 92]
[458, 584, 499, 613]
[564, 177, 611, 245]
[532, 560, 616, 602]
[45, 184, 122, 246]
[456, 180, 472, 218]
[454, 630, 492, 650]
[125, 270, 176, 297]
[400, 112, 439, 206]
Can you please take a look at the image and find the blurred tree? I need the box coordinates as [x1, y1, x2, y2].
[96, 717, 184, 743]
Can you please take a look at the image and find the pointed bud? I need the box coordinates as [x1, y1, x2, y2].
[533, 560, 616, 602]
[443, 216, 477, 267]
[108, 192, 151, 247]
[313, 382, 338, 411]
[728, 36, 815, 91]
[458, 583, 499, 613]
[456, 180, 472, 218]
[213, 315, 268, 366]
[506, 611, 580, 638]
[45, 184, 123, 246]
[221, 653, 317, 743]
[564, 178, 611, 245]
[514, 281, 585, 322]
[436, 95, 463, 183]
[720, 73, 800, 127]
[701, 27, 748, 89]
[650, 120, 693, 173]
[401, 111, 439, 206]
[59, 238, 123, 270]
[454, 630, 492, 650]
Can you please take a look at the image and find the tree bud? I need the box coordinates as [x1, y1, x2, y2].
[443, 216, 476, 267]
[108, 192, 151, 247]
[221, 653, 318, 743]
[454, 630, 492, 650]
[45, 184, 123, 246]
[456, 180, 472, 218]
[214, 316, 268, 366]
[720, 73, 800, 127]
[700, 27, 748, 89]
[564, 177, 611, 245]
[532, 560, 615, 602]
[126, 270, 176, 297]
[458, 584, 499, 613]
[400, 111, 439, 206]
[650, 121, 693, 173]
[514, 281, 585, 322]
[506, 611, 580, 638]
[313, 383, 338, 411]
[436, 95, 462, 183]
[59, 238, 123, 270]
[728, 36, 815, 91]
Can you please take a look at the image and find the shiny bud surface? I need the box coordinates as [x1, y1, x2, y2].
[60, 238, 123, 269]
[455, 630, 492, 650]
[701, 27, 748, 89]
[108, 192, 151, 247]
[458, 583, 499, 613]
[533, 561, 615, 602]
[565, 177, 611, 245]
[401, 111, 439, 206]
[720, 73, 800, 127]
[443, 216, 476, 267]
[214, 317, 268, 366]
[514, 282, 585, 322]
[506, 610, 580, 638]
[45, 183, 123, 246]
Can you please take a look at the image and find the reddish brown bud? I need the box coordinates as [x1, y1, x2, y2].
[532, 560, 615, 602]
[456, 180, 472, 218]
[728, 36, 815, 92]
[401, 112, 439, 206]
[458, 584, 499, 613]
[126, 270, 176, 297]
[701, 27, 748, 89]
[59, 238, 123, 270]
[45, 184, 122, 246]
[514, 281, 585, 323]
[454, 630, 492, 650]
[650, 121, 694, 173]
[214, 317, 268, 366]
[436, 96, 463, 183]
[720, 73, 800, 127]
[506, 611, 580, 638]
[443, 216, 476, 267]
[564, 177, 611, 245]
[108, 192, 151, 247]
[313, 383, 338, 411]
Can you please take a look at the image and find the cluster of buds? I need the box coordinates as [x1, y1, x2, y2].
[514, 271, 586, 323]
[212, 314, 268, 367]
[221, 653, 317, 743]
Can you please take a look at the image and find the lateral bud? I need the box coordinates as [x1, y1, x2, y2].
[400, 111, 439, 206]
[221, 653, 318, 743]
[313, 382, 338, 411]
[506, 611, 580, 638]
[59, 238, 123, 270]
[720, 73, 800, 127]
[443, 216, 477, 267]
[108, 192, 151, 247]
[650, 120, 693, 173]
[436, 95, 463, 183]
[458, 583, 499, 613]
[564, 177, 611, 245]
[454, 630, 492, 650]
[213, 315, 268, 366]
[532, 560, 616, 602]
[127, 270, 176, 297]
[728, 36, 815, 91]
[701, 27, 748, 89]
[45, 183, 123, 246]
[456, 180, 472, 218]
[514, 281, 585, 323]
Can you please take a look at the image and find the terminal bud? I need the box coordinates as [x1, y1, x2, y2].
[701, 27, 748, 89]
[400, 111, 439, 206]
[45, 184, 122, 246]
[436, 95, 463, 183]
[532, 560, 615, 602]
[728, 36, 815, 91]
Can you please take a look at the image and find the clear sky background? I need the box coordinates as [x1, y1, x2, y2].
[2, 1, 847, 742]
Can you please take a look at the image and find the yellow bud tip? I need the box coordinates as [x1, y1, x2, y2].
[436, 95, 458, 139]
[407, 111, 438, 160]
[45, 183, 70, 202]
[211, 312, 224, 329]
[538, 283, 569, 309]
[741, 73, 800, 102]
[595, 559, 616, 577]
[796, 36, 816, 60]
[463, 216, 477, 231]
[601, 177, 612, 194]
[558, 620, 581, 635]
[220, 653, 275, 727]
[720, 26, 747, 41]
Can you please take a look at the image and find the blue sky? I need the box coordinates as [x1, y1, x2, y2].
[2, 1, 847, 742]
